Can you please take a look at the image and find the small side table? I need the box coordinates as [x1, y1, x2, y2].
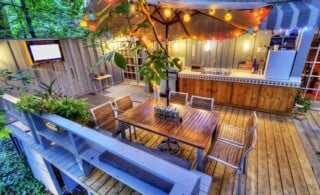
[94, 74, 113, 94]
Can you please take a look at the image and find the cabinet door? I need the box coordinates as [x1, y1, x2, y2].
[231, 83, 260, 107]
[257, 85, 298, 112]
[194, 79, 212, 98]
[212, 81, 232, 105]
[179, 78, 195, 100]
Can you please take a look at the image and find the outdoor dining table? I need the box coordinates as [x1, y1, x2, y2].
[117, 99, 220, 171]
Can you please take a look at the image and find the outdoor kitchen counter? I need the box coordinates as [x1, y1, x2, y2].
[178, 69, 300, 114]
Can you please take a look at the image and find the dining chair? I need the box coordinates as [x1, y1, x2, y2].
[113, 94, 141, 140]
[168, 91, 188, 105]
[90, 101, 121, 137]
[205, 130, 257, 195]
[216, 111, 258, 146]
[157, 91, 188, 155]
[190, 95, 214, 111]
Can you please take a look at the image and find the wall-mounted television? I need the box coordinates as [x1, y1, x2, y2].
[26, 40, 64, 64]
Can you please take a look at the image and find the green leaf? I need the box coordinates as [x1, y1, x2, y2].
[137, 23, 150, 28]
[115, 2, 132, 14]
[114, 52, 127, 69]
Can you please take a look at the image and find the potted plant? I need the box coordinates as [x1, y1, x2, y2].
[293, 94, 312, 120]
[295, 95, 312, 113]
[137, 50, 181, 101]
[16, 80, 93, 132]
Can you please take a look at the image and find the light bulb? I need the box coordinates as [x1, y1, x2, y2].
[204, 41, 211, 52]
[164, 8, 172, 18]
[224, 12, 232, 21]
[183, 13, 191, 22]
[79, 20, 87, 27]
[209, 9, 215, 15]
[243, 40, 250, 51]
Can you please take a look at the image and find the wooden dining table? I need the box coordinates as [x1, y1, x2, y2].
[117, 99, 220, 171]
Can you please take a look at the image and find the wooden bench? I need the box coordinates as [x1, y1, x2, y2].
[120, 139, 191, 169]
[99, 139, 192, 193]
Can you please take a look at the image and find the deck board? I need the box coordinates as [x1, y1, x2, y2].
[256, 112, 270, 195]
[71, 83, 320, 194]
[14, 97, 318, 194]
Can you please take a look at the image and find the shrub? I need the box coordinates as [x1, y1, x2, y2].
[0, 138, 45, 194]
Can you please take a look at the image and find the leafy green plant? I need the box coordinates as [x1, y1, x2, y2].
[44, 97, 92, 124]
[16, 94, 92, 125]
[295, 95, 312, 113]
[16, 79, 92, 125]
[0, 139, 45, 194]
[1, 68, 36, 130]
[34, 79, 61, 100]
[138, 50, 181, 87]
[15, 94, 42, 113]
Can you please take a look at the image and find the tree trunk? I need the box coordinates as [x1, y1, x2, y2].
[20, 0, 36, 38]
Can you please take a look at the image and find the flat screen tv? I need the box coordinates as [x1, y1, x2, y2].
[26, 40, 64, 64]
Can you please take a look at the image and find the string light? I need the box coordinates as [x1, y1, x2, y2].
[130, 4, 136, 13]
[183, 12, 191, 22]
[88, 11, 95, 21]
[224, 11, 232, 21]
[163, 7, 172, 18]
[79, 20, 87, 27]
[209, 9, 215, 15]
[88, 23, 97, 31]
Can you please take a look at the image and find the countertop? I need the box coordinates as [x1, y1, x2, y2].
[178, 68, 301, 88]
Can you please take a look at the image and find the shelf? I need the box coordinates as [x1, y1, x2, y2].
[37, 127, 74, 154]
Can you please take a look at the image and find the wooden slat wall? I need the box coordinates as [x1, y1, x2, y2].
[169, 31, 272, 69]
[0, 38, 124, 97]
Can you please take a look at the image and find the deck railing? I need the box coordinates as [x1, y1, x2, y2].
[1, 94, 210, 195]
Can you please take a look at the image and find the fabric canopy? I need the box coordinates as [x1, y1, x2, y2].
[260, 1, 320, 30]
[84, 0, 271, 40]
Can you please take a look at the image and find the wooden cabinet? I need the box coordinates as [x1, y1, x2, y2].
[179, 77, 297, 113]
[179, 77, 196, 100]
[212, 81, 232, 105]
[179, 78, 212, 99]
[257, 85, 297, 112]
[231, 83, 260, 108]
[194, 79, 212, 98]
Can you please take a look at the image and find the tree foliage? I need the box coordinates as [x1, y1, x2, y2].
[0, 0, 88, 39]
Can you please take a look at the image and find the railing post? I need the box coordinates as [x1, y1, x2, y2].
[68, 132, 93, 175]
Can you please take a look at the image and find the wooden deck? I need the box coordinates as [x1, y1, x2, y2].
[76, 105, 320, 195]
[293, 110, 320, 187]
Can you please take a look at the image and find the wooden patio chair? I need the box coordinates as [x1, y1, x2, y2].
[190, 95, 214, 111]
[216, 111, 258, 146]
[168, 91, 188, 105]
[113, 94, 141, 140]
[205, 130, 257, 195]
[90, 101, 121, 137]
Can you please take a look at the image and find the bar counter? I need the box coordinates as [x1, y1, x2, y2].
[178, 69, 301, 114]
